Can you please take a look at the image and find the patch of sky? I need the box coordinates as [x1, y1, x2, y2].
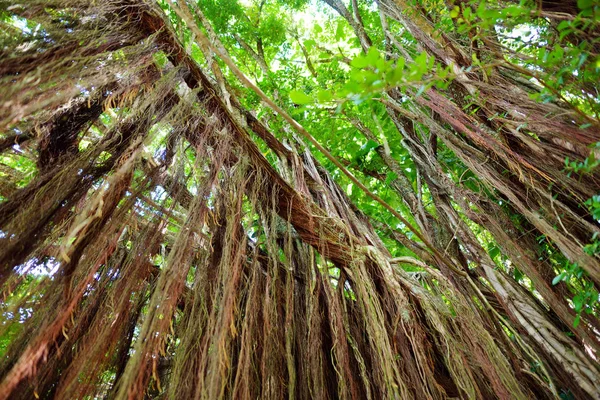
[15, 257, 60, 277]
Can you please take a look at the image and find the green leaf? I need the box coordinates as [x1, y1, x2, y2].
[289, 90, 312, 105]
[463, 7, 473, 21]
[335, 21, 345, 41]
[363, 139, 380, 153]
[513, 268, 524, 282]
[351, 55, 369, 69]
[316, 90, 333, 102]
[365, 47, 381, 66]
[414, 52, 428, 71]
[573, 314, 581, 328]
[489, 246, 500, 259]
[578, 0, 593, 10]
[504, 6, 524, 17]
[557, 21, 570, 31]
[449, 6, 460, 18]
[385, 171, 398, 184]
[573, 294, 584, 312]
[303, 39, 316, 50]
[415, 84, 427, 97]
[375, 57, 387, 73]
[552, 273, 564, 285]
[391, 66, 403, 84]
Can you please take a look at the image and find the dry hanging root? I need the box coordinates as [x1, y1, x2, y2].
[0, 1, 598, 399]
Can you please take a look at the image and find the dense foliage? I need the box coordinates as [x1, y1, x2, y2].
[0, 0, 599, 399]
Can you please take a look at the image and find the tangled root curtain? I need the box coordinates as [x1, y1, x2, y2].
[0, 1, 599, 399]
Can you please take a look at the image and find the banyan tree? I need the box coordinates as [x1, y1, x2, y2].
[0, 0, 599, 398]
